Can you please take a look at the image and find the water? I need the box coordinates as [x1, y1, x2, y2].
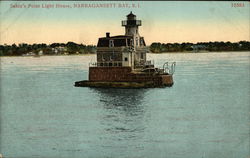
[0, 52, 249, 158]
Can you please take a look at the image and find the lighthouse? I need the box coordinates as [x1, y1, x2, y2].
[122, 11, 141, 48]
[75, 12, 175, 88]
[121, 12, 147, 67]
[96, 12, 147, 69]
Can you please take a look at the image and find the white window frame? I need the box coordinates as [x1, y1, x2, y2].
[109, 40, 114, 47]
[136, 37, 138, 46]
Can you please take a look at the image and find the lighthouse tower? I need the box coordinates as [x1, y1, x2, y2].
[122, 11, 142, 47]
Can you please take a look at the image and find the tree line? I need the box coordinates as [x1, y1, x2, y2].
[150, 41, 250, 53]
[0, 42, 96, 56]
[0, 41, 249, 56]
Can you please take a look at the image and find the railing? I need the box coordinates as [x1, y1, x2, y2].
[89, 61, 123, 67]
[135, 47, 150, 52]
[134, 60, 154, 68]
[121, 20, 126, 26]
[163, 62, 176, 75]
[145, 60, 154, 66]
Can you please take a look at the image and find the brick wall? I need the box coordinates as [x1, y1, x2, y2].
[89, 67, 173, 86]
[89, 67, 132, 81]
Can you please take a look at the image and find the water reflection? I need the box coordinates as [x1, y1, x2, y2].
[94, 88, 146, 106]
[92, 88, 148, 151]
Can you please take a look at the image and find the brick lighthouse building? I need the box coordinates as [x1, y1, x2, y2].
[75, 12, 175, 88]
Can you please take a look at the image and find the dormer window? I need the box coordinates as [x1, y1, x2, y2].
[109, 40, 114, 47]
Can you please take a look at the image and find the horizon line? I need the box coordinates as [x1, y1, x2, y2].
[1, 40, 250, 46]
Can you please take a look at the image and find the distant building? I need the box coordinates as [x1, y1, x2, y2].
[23, 52, 35, 56]
[38, 50, 43, 55]
[192, 44, 207, 52]
[52, 46, 67, 54]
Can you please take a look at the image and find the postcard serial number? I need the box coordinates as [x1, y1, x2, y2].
[231, 2, 245, 7]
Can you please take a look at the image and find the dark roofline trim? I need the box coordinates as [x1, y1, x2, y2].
[99, 35, 133, 39]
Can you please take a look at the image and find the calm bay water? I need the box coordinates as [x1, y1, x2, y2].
[0, 52, 249, 158]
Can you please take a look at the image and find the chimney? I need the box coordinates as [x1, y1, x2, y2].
[106, 32, 110, 38]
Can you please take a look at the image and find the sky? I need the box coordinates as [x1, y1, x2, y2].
[0, 1, 249, 45]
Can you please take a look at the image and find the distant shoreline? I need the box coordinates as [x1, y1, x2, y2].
[149, 50, 250, 54]
[1, 41, 249, 56]
[1, 50, 250, 58]
[0, 54, 94, 57]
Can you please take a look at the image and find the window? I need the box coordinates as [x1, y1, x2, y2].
[136, 37, 138, 46]
[109, 40, 114, 47]
[140, 38, 144, 46]
[130, 39, 134, 46]
[124, 57, 128, 61]
[140, 53, 144, 59]
[126, 28, 130, 34]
